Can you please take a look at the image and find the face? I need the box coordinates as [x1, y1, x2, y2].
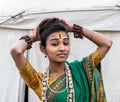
[45, 31, 70, 63]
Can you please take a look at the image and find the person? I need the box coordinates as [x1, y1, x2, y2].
[10, 18, 112, 102]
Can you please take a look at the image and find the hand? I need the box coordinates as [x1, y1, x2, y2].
[60, 19, 83, 39]
[60, 19, 73, 32]
[30, 26, 40, 42]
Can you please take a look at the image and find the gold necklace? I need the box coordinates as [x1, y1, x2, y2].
[42, 64, 75, 102]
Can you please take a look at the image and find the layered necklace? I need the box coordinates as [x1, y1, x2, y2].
[42, 64, 75, 102]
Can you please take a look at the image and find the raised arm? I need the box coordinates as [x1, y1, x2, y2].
[10, 27, 40, 67]
[82, 28, 112, 57]
[60, 19, 113, 57]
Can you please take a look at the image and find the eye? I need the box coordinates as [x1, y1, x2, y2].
[51, 42, 59, 46]
[63, 41, 69, 46]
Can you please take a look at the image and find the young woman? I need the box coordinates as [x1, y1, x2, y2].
[10, 18, 112, 102]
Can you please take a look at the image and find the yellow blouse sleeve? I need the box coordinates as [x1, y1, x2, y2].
[92, 49, 103, 67]
[17, 61, 59, 100]
[18, 61, 43, 89]
[17, 61, 43, 100]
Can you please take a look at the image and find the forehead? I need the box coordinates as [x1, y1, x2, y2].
[47, 31, 68, 40]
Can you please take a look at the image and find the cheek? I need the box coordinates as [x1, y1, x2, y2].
[45, 46, 56, 56]
[67, 46, 70, 52]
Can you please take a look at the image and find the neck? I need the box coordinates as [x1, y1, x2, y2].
[48, 62, 65, 77]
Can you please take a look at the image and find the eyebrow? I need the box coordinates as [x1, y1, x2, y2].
[49, 38, 69, 42]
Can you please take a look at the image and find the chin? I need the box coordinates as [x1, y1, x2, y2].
[56, 59, 67, 63]
[50, 57, 68, 63]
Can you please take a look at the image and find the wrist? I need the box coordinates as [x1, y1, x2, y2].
[72, 24, 83, 32]
[19, 35, 33, 49]
[72, 24, 84, 38]
[69, 23, 74, 32]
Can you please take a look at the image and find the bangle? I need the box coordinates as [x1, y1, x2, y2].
[19, 35, 33, 49]
[72, 24, 83, 38]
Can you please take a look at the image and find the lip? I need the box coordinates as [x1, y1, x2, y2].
[57, 53, 67, 57]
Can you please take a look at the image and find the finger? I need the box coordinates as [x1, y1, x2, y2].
[60, 19, 66, 24]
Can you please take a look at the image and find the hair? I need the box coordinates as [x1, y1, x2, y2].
[36, 18, 69, 47]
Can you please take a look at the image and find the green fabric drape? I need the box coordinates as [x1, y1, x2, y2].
[47, 54, 107, 102]
[84, 55, 107, 102]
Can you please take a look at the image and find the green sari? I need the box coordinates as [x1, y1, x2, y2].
[46, 54, 107, 102]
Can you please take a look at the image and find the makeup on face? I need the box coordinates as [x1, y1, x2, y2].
[47, 31, 70, 46]
[55, 34, 64, 39]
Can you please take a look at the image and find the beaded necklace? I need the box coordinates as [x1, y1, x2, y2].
[42, 64, 75, 102]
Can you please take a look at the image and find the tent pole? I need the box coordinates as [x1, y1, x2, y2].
[24, 50, 29, 102]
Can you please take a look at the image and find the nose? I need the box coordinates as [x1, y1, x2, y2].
[59, 44, 65, 51]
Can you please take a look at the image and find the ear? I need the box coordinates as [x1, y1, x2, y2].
[40, 46, 46, 54]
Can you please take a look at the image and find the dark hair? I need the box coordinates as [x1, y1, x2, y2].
[36, 18, 69, 47]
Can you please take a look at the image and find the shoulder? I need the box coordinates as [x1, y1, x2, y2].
[84, 49, 103, 67]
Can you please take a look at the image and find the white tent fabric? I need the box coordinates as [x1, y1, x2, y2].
[0, 7, 120, 30]
[0, 29, 27, 102]
[0, 4, 120, 102]
[0, 0, 119, 16]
